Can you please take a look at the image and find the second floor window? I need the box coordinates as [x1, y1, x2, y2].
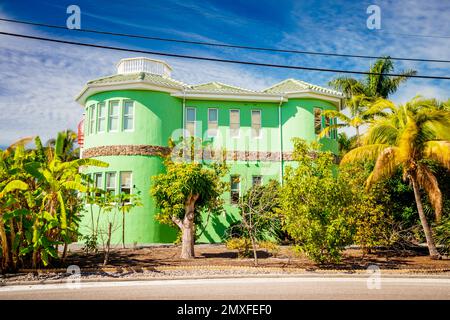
[108, 100, 120, 131]
[230, 175, 240, 204]
[186, 107, 196, 136]
[230, 109, 240, 138]
[314, 108, 322, 135]
[208, 108, 218, 137]
[88, 104, 96, 135]
[251, 110, 261, 138]
[97, 102, 106, 133]
[123, 101, 134, 131]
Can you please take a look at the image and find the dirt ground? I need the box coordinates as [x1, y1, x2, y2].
[62, 244, 450, 271]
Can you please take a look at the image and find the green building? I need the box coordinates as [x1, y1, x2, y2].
[76, 57, 344, 244]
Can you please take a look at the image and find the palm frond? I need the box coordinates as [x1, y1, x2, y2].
[424, 140, 450, 170]
[416, 164, 442, 221]
[317, 123, 346, 139]
[366, 146, 401, 189]
[340, 144, 390, 164]
[321, 110, 351, 123]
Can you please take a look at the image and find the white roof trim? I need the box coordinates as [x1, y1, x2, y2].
[75, 82, 182, 105]
[172, 92, 287, 102]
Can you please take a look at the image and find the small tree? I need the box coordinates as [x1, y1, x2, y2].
[229, 180, 281, 266]
[151, 140, 228, 259]
[116, 192, 143, 249]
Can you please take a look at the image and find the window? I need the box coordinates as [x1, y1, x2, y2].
[88, 104, 96, 135]
[314, 108, 322, 135]
[251, 110, 261, 138]
[108, 100, 120, 131]
[252, 175, 262, 187]
[105, 172, 116, 196]
[229, 109, 240, 138]
[324, 116, 331, 137]
[207, 108, 218, 137]
[97, 102, 106, 133]
[120, 171, 132, 195]
[123, 101, 134, 131]
[185, 107, 196, 137]
[230, 175, 240, 204]
[93, 172, 103, 197]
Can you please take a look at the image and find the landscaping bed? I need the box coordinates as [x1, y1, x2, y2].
[48, 244, 450, 271]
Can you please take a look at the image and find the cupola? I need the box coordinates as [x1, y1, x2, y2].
[116, 57, 172, 77]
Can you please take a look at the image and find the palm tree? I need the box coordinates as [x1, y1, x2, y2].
[329, 57, 417, 99]
[341, 97, 450, 258]
[319, 94, 387, 144]
[320, 57, 417, 145]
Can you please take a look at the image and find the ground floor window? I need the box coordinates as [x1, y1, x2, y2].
[230, 175, 240, 204]
[252, 175, 262, 187]
[120, 171, 132, 202]
[105, 172, 116, 196]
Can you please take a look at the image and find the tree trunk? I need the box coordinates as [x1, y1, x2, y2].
[411, 176, 440, 259]
[103, 222, 112, 266]
[179, 195, 198, 259]
[62, 243, 68, 263]
[180, 224, 195, 259]
[250, 235, 258, 266]
[122, 207, 126, 249]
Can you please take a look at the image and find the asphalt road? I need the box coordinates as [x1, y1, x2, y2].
[0, 276, 449, 300]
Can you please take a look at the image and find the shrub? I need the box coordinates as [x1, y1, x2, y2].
[258, 241, 280, 257]
[435, 217, 450, 255]
[225, 238, 252, 258]
[280, 139, 354, 264]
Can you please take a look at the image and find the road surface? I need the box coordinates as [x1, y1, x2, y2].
[0, 276, 449, 300]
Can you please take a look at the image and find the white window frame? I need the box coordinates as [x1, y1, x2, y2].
[119, 171, 132, 203]
[97, 102, 107, 133]
[88, 104, 96, 135]
[207, 108, 218, 138]
[108, 100, 120, 132]
[252, 175, 262, 187]
[251, 109, 262, 139]
[185, 107, 196, 137]
[229, 109, 240, 138]
[93, 172, 103, 197]
[123, 100, 135, 132]
[230, 175, 240, 205]
[105, 172, 116, 196]
[314, 107, 322, 136]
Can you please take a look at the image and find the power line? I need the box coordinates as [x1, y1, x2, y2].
[1, 17, 450, 64]
[1, 31, 450, 80]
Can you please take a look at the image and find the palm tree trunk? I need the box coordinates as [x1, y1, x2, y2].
[411, 176, 440, 258]
[0, 219, 10, 270]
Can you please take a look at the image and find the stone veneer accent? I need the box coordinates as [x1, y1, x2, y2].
[82, 144, 291, 161]
[81, 144, 339, 162]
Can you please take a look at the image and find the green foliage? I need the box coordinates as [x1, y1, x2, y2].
[151, 138, 229, 231]
[280, 139, 354, 264]
[435, 217, 450, 255]
[0, 133, 108, 272]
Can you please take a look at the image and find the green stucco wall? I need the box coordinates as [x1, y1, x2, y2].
[80, 89, 339, 244]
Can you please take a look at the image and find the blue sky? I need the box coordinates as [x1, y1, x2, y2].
[0, 0, 449, 146]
